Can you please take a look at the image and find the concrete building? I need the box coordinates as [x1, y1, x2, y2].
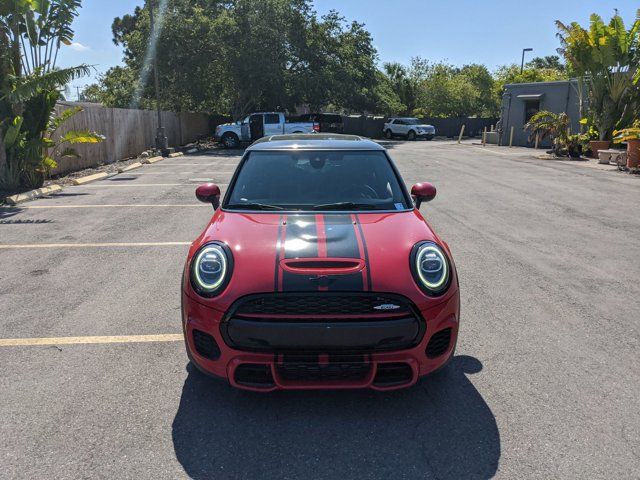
[499, 80, 583, 147]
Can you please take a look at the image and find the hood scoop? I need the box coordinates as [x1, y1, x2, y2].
[280, 258, 364, 275]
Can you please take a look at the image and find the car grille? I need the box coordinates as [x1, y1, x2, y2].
[223, 293, 425, 353]
[276, 354, 371, 382]
[425, 328, 452, 358]
[233, 292, 413, 317]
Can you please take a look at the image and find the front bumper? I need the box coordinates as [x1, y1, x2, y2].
[182, 291, 459, 391]
[416, 131, 435, 139]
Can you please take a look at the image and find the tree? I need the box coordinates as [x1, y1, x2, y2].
[556, 10, 640, 140]
[0, 0, 103, 190]
[526, 55, 566, 72]
[103, 0, 379, 118]
[78, 83, 102, 103]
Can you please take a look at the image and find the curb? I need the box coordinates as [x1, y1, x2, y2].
[4, 184, 63, 205]
[72, 172, 109, 185]
[142, 156, 164, 164]
[168, 152, 184, 158]
[117, 162, 143, 173]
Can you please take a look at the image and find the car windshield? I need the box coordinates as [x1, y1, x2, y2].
[225, 150, 410, 211]
[404, 118, 422, 125]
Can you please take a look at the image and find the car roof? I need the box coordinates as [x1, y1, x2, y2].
[247, 134, 385, 151]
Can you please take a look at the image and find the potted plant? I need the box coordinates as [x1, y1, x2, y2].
[613, 121, 640, 169]
[565, 134, 583, 159]
[578, 120, 602, 158]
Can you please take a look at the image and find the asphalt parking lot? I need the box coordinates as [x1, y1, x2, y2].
[1, 140, 639, 479]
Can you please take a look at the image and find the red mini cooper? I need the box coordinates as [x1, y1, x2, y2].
[182, 134, 460, 391]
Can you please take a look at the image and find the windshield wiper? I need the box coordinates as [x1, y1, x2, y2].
[226, 202, 283, 211]
[312, 202, 378, 211]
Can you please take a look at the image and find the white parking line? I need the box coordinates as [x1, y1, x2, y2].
[0, 242, 191, 249]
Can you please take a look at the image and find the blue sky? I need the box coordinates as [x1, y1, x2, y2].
[58, 0, 639, 99]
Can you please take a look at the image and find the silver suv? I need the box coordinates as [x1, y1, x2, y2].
[383, 118, 436, 141]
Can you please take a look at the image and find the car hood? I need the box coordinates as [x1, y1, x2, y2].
[186, 210, 456, 311]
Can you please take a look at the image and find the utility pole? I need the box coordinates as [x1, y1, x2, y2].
[521, 48, 533, 74]
[148, 0, 168, 152]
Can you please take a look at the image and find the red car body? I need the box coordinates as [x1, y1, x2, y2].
[182, 135, 460, 391]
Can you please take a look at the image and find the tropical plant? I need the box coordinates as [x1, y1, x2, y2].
[0, 0, 102, 191]
[613, 120, 640, 143]
[556, 10, 640, 140]
[524, 110, 570, 155]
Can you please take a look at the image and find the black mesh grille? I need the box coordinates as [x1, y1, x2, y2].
[234, 364, 275, 388]
[276, 354, 371, 382]
[192, 329, 221, 360]
[373, 363, 414, 387]
[426, 328, 452, 358]
[234, 293, 413, 317]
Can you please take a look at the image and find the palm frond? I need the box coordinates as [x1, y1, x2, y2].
[48, 105, 81, 132]
[58, 129, 105, 145]
[2, 64, 92, 103]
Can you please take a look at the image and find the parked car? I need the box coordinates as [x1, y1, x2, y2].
[384, 117, 436, 140]
[297, 113, 344, 133]
[182, 133, 460, 391]
[215, 112, 319, 148]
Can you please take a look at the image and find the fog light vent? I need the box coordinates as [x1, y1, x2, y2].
[373, 363, 413, 387]
[192, 329, 220, 360]
[425, 328, 452, 358]
[234, 364, 275, 388]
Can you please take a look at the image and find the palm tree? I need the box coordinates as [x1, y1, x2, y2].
[524, 111, 570, 156]
[556, 10, 640, 140]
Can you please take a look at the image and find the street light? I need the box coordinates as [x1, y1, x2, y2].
[521, 48, 533, 74]
[148, 0, 168, 151]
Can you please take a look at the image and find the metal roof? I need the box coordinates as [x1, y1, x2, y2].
[247, 134, 385, 151]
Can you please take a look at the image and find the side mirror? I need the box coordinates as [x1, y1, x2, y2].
[196, 183, 221, 209]
[411, 182, 437, 208]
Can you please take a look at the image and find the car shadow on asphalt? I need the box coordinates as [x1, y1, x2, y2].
[172, 355, 500, 479]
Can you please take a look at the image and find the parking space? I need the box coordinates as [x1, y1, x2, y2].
[1, 141, 639, 478]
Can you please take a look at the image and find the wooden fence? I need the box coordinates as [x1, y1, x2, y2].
[52, 102, 211, 175]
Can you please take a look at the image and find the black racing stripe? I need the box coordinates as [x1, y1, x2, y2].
[284, 215, 318, 259]
[354, 214, 372, 291]
[274, 215, 283, 291]
[282, 215, 318, 291]
[324, 214, 359, 259]
[327, 273, 363, 291]
[282, 271, 319, 291]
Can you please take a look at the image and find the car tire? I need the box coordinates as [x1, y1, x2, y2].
[426, 135, 434, 141]
[221, 132, 239, 149]
[384, 129, 393, 139]
[407, 130, 416, 141]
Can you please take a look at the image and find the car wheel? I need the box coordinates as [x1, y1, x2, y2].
[384, 129, 393, 139]
[221, 133, 239, 149]
[407, 130, 416, 141]
[426, 135, 434, 141]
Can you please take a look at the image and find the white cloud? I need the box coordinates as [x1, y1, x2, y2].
[68, 42, 90, 52]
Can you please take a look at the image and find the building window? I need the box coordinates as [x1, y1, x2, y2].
[524, 100, 540, 123]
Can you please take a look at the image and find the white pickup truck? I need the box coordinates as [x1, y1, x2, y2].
[215, 112, 318, 148]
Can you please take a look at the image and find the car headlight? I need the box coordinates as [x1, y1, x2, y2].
[410, 242, 451, 295]
[190, 242, 233, 297]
